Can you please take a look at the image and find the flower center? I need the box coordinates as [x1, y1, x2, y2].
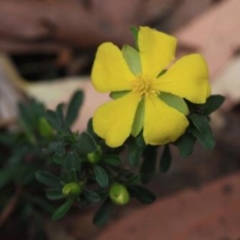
[132, 75, 158, 97]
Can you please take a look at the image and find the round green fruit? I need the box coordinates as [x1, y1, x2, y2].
[109, 183, 130, 205]
[62, 182, 82, 199]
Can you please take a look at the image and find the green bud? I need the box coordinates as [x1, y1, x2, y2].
[109, 183, 130, 206]
[87, 145, 102, 164]
[62, 182, 82, 199]
[38, 117, 54, 139]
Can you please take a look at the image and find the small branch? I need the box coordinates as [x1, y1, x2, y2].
[0, 186, 22, 227]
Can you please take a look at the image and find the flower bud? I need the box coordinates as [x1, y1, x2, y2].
[87, 145, 102, 164]
[109, 183, 130, 205]
[62, 182, 82, 199]
[38, 117, 54, 139]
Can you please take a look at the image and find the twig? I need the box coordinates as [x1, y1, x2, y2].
[0, 186, 22, 227]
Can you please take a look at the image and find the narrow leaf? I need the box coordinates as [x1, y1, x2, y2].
[128, 140, 143, 166]
[135, 133, 146, 149]
[65, 152, 81, 172]
[127, 174, 140, 185]
[18, 102, 33, 128]
[52, 200, 73, 221]
[93, 198, 114, 226]
[66, 90, 84, 125]
[128, 185, 156, 204]
[55, 144, 65, 156]
[56, 104, 65, 123]
[202, 95, 225, 115]
[87, 118, 95, 136]
[46, 189, 64, 200]
[35, 171, 62, 188]
[77, 132, 97, 153]
[52, 154, 65, 165]
[83, 189, 101, 203]
[140, 146, 157, 183]
[93, 165, 109, 188]
[46, 106, 70, 134]
[188, 113, 215, 150]
[176, 133, 196, 158]
[160, 145, 172, 172]
[103, 155, 121, 166]
[46, 110, 61, 131]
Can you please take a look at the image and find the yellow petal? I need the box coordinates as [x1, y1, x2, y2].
[156, 54, 211, 104]
[138, 26, 177, 78]
[91, 43, 135, 93]
[143, 96, 189, 145]
[93, 93, 140, 147]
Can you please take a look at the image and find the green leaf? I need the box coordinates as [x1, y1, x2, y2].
[130, 26, 139, 50]
[18, 99, 45, 134]
[46, 108, 70, 134]
[87, 118, 95, 136]
[18, 103, 35, 142]
[176, 133, 196, 158]
[45, 142, 59, 154]
[83, 189, 101, 203]
[64, 152, 81, 172]
[46, 110, 62, 132]
[103, 155, 121, 166]
[93, 198, 114, 226]
[188, 113, 215, 150]
[52, 200, 73, 221]
[66, 90, 84, 126]
[122, 45, 141, 75]
[18, 102, 34, 129]
[128, 185, 156, 204]
[46, 189, 64, 200]
[56, 104, 65, 123]
[160, 145, 172, 172]
[131, 99, 144, 137]
[93, 165, 109, 188]
[135, 133, 146, 149]
[128, 139, 143, 166]
[0, 167, 17, 188]
[55, 143, 65, 156]
[159, 92, 189, 115]
[35, 171, 62, 188]
[52, 154, 65, 165]
[76, 132, 97, 153]
[140, 146, 157, 183]
[110, 90, 130, 99]
[202, 95, 225, 115]
[127, 175, 140, 184]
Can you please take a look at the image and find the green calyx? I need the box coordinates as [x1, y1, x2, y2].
[62, 182, 82, 199]
[87, 145, 102, 164]
[159, 92, 189, 115]
[109, 183, 130, 206]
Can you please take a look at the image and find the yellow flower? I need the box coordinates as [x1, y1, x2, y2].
[91, 27, 211, 147]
